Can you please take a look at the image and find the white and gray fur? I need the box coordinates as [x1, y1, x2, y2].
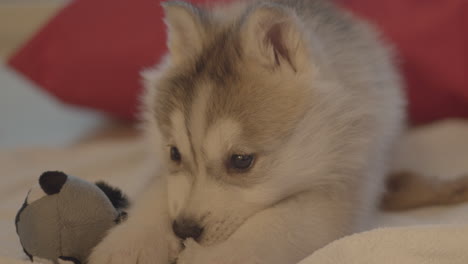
[89, 0, 405, 263]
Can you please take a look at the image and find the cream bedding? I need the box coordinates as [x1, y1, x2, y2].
[1, 120, 468, 263]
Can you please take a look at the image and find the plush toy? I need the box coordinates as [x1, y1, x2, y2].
[15, 171, 129, 264]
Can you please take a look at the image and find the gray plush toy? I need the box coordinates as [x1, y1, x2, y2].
[15, 171, 129, 264]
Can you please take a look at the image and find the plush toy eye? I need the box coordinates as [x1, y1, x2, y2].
[230, 154, 255, 171]
[170, 146, 181, 162]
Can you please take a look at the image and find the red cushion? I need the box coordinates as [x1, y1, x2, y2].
[338, 0, 468, 125]
[8, 0, 468, 124]
[9, 0, 168, 120]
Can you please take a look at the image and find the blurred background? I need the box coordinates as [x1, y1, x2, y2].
[0, 0, 106, 149]
[1, 0, 467, 150]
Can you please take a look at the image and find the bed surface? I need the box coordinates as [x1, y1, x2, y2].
[1, 120, 468, 263]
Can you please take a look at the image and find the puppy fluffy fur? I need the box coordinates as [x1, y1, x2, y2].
[89, 0, 405, 263]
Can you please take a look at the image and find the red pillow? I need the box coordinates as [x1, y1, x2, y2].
[8, 0, 468, 124]
[338, 0, 468, 125]
[9, 0, 169, 121]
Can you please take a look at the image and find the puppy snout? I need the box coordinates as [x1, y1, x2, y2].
[172, 218, 204, 241]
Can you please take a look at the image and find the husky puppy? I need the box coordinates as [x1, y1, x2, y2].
[89, 0, 405, 263]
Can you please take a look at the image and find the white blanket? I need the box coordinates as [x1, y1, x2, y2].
[301, 224, 468, 264]
[2, 120, 468, 263]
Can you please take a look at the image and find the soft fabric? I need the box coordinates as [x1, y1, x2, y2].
[7, 0, 468, 124]
[16, 172, 124, 263]
[0, 258, 30, 264]
[2, 120, 468, 262]
[300, 224, 468, 264]
[0, 136, 153, 260]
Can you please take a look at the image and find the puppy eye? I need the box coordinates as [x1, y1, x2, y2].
[170, 146, 181, 162]
[230, 154, 255, 171]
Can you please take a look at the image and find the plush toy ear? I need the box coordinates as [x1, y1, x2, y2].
[114, 211, 128, 224]
[39, 171, 68, 195]
[95, 181, 130, 210]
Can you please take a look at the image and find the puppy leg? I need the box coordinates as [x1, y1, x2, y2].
[381, 171, 468, 211]
[88, 176, 179, 264]
[177, 189, 358, 264]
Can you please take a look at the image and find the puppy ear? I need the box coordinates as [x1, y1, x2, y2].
[241, 4, 308, 72]
[162, 1, 207, 64]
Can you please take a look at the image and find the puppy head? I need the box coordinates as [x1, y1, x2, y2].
[142, 1, 321, 245]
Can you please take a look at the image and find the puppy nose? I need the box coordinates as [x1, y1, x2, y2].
[172, 218, 203, 240]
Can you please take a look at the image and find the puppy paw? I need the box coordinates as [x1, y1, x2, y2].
[88, 222, 169, 264]
[176, 239, 255, 264]
[176, 239, 204, 264]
